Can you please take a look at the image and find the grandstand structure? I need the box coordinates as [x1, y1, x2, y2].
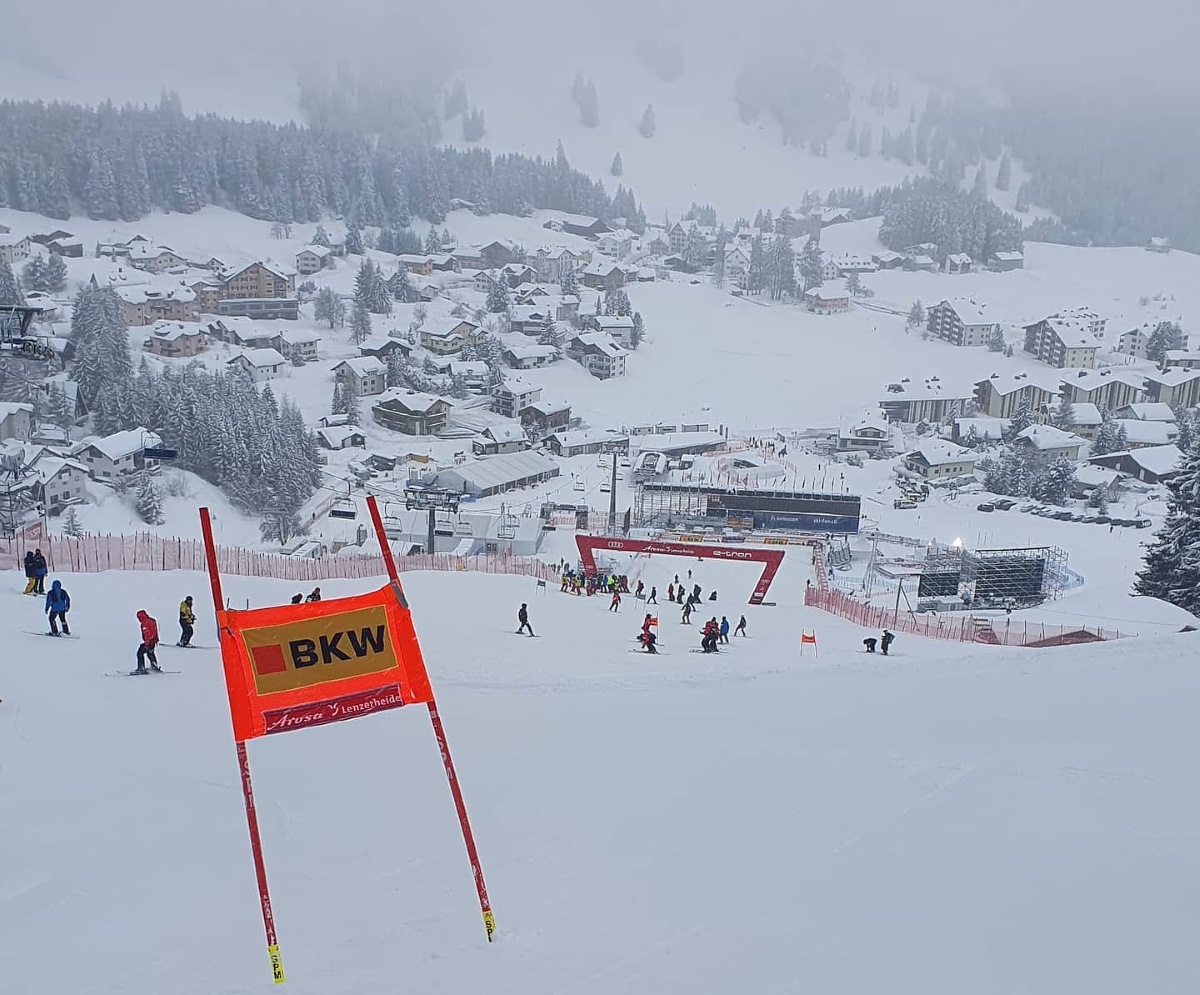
[917, 542, 1070, 608]
[633, 479, 861, 534]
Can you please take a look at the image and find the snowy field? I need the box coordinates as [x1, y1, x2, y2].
[2, 562, 1199, 995]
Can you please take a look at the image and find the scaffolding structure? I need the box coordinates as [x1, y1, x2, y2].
[919, 542, 1069, 608]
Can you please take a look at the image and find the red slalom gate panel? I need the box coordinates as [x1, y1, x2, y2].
[575, 535, 785, 605]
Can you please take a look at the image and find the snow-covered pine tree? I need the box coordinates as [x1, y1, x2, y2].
[135, 472, 165, 525]
[996, 152, 1012, 192]
[611, 152, 623, 177]
[712, 229, 728, 287]
[23, 255, 48, 293]
[0, 260, 25, 305]
[424, 226, 441, 254]
[747, 234, 766, 295]
[560, 266, 580, 297]
[1006, 401, 1035, 440]
[390, 263, 414, 303]
[342, 375, 360, 426]
[987, 326, 1006, 352]
[767, 234, 795, 300]
[386, 351, 406, 388]
[630, 312, 645, 349]
[1015, 182, 1031, 212]
[486, 279, 511, 314]
[351, 299, 372, 343]
[314, 287, 346, 328]
[1050, 401, 1076, 430]
[1031, 455, 1077, 505]
[345, 222, 364, 255]
[579, 79, 600, 127]
[798, 236, 824, 292]
[845, 269, 863, 297]
[907, 299, 925, 328]
[604, 289, 632, 316]
[1091, 409, 1128, 455]
[312, 224, 331, 247]
[1134, 444, 1200, 613]
[61, 504, 82, 537]
[1145, 321, 1184, 364]
[639, 104, 656, 139]
[44, 253, 68, 293]
[972, 165, 988, 200]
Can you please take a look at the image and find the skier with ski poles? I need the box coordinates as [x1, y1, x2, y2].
[178, 595, 195, 647]
[133, 610, 162, 674]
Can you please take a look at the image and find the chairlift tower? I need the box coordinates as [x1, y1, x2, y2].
[404, 484, 462, 554]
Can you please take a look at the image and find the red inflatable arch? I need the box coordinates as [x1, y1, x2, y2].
[574, 535, 785, 605]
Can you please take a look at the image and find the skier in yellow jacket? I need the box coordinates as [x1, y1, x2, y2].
[178, 595, 196, 647]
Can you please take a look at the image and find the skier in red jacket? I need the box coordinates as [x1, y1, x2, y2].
[133, 610, 162, 674]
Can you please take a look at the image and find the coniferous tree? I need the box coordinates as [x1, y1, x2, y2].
[798, 236, 824, 291]
[1015, 181, 1031, 212]
[61, 504, 82, 537]
[1091, 409, 1129, 455]
[1006, 401, 1035, 440]
[1134, 446, 1200, 612]
[486, 279, 511, 314]
[331, 378, 346, 416]
[972, 165, 988, 200]
[23, 256, 48, 293]
[857, 123, 872, 157]
[996, 152, 1013, 192]
[135, 473, 165, 525]
[1050, 402, 1076, 430]
[1146, 321, 1185, 364]
[345, 223, 365, 255]
[630, 312, 645, 349]
[312, 224, 331, 247]
[766, 234, 795, 300]
[560, 266, 580, 297]
[0, 260, 24, 305]
[604, 289, 632, 316]
[314, 287, 346, 328]
[712, 228, 728, 287]
[987, 326, 1006, 351]
[747, 233, 766, 295]
[907, 299, 926, 327]
[350, 299, 372, 343]
[611, 152, 623, 177]
[390, 263, 414, 303]
[44, 254, 68, 293]
[639, 104, 656, 138]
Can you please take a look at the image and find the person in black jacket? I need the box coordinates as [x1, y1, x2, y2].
[880, 629, 895, 656]
[23, 551, 36, 595]
[516, 603, 534, 636]
[31, 549, 47, 594]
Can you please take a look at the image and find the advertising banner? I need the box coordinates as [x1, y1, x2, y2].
[216, 582, 433, 741]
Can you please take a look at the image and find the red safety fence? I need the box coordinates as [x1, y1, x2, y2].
[0, 532, 558, 585]
[803, 585, 1122, 646]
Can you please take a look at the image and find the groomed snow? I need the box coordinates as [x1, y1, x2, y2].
[2, 562, 1198, 994]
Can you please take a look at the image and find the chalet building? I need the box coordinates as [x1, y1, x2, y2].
[567, 333, 627, 379]
[545, 214, 610, 238]
[520, 399, 572, 434]
[1014, 425, 1085, 461]
[1115, 402, 1178, 423]
[372, 389, 451, 435]
[0, 402, 34, 442]
[333, 357, 387, 397]
[479, 239, 522, 269]
[804, 283, 851, 314]
[1143, 369, 1200, 409]
[358, 336, 413, 362]
[35, 456, 90, 513]
[836, 412, 890, 453]
[144, 321, 207, 358]
[115, 285, 200, 326]
[926, 299, 999, 348]
[223, 261, 297, 300]
[1058, 369, 1146, 410]
[275, 328, 321, 364]
[187, 275, 227, 313]
[418, 318, 482, 356]
[1089, 445, 1182, 484]
[503, 343, 558, 369]
[594, 230, 634, 258]
[316, 426, 367, 450]
[203, 317, 277, 349]
[492, 377, 542, 418]
[398, 254, 436, 276]
[585, 314, 635, 348]
[533, 245, 581, 283]
[545, 429, 629, 458]
[943, 253, 973, 275]
[0, 233, 33, 265]
[973, 372, 1060, 420]
[30, 230, 84, 257]
[295, 245, 332, 274]
[581, 259, 626, 291]
[227, 348, 287, 383]
[72, 428, 162, 480]
[988, 251, 1025, 271]
[127, 243, 185, 273]
[1022, 316, 1099, 368]
[902, 440, 977, 480]
[1163, 350, 1200, 370]
[472, 424, 531, 456]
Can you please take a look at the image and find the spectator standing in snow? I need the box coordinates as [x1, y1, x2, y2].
[23, 551, 36, 595]
[517, 603, 535, 636]
[880, 629, 895, 656]
[719, 616, 730, 643]
[31, 549, 47, 595]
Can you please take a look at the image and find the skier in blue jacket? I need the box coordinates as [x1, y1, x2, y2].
[45, 579, 71, 636]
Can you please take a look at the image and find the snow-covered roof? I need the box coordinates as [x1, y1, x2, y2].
[548, 428, 626, 449]
[114, 284, 196, 305]
[1015, 425, 1083, 451]
[524, 398, 570, 416]
[421, 317, 479, 339]
[504, 343, 558, 361]
[905, 439, 976, 466]
[76, 428, 162, 462]
[1118, 402, 1176, 422]
[1114, 420, 1176, 446]
[1043, 319, 1100, 348]
[573, 332, 625, 358]
[128, 242, 177, 259]
[278, 328, 321, 345]
[1164, 350, 1200, 364]
[938, 297, 993, 326]
[149, 320, 203, 341]
[1069, 402, 1103, 425]
[317, 425, 363, 447]
[231, 348, 287, 369]
[298, 245, 332, 258]
[1092, 444, 1183, 478]
[439, 450, 557, 491]
[1148, 368, 1200, 387]
[536, 244, 578, 259]
[374, 388, 448, 413]
[0, 401, 34, 420]
[993, 251, 1024, 261]
[978, 372, 1062, 396]
[482, 423, 528, 444]
[509, 304, 551, 321]
[1060, 368, 1146, 392]
[497, 375, 543, 395]
[448, 360, 489, 377]
[335, 357, 386, 378]
[583, 259, 621, 276]
[805, 282, 849, 301]
[591, 315, 634, 329]
[945, 252, 973, 265]
[881, 376, 976, 403]
[839, 410, 889, 438]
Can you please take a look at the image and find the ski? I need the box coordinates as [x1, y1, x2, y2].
[628, 649, 669, 656]
[511, 632, 539, 637]
[105, 670, 182, 677]
[24, 630, 78, 639]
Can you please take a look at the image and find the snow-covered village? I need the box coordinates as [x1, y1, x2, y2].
[2, 4, 1199, 993]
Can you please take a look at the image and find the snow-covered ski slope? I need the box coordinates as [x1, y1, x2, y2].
[3, 560, 1198, 995]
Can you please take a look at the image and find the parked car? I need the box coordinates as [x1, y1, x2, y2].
[977, 502, 995, 512]
[894, 498, 917, 510]
[994, 498, 1017, 510]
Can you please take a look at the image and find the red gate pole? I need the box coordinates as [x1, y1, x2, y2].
[366, 496, 495, 942]
[200, 509, 286, 984]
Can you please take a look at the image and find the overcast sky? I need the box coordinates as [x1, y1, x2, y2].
[3, 0, 1197, 106]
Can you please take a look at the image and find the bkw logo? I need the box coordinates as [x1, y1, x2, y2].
[252, 626, 388, 675]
